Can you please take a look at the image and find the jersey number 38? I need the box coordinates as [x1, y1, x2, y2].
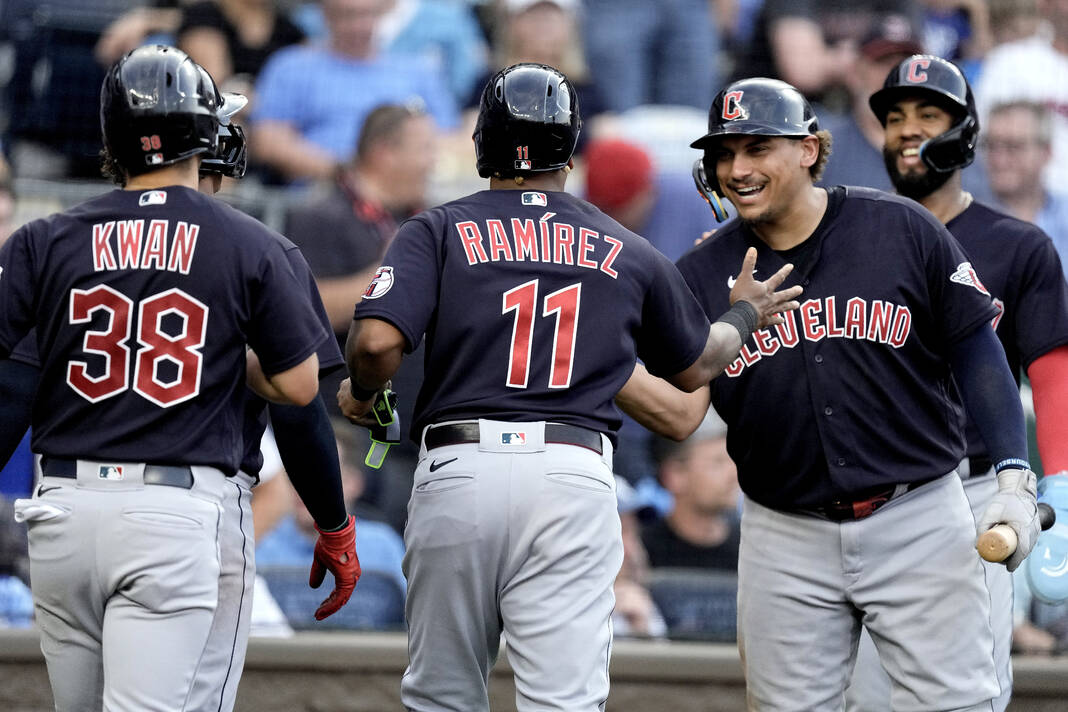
[66, 284, 208, 407]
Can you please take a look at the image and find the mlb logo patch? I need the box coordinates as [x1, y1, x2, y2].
[98, 465, 124, 481]
[515, 159, 532, 170]
[500, 432, 527, 446]
[147, 153, 164, 166]
[139, 190, 168, 207]
[949, 261, 990, 296]
[521, 192, 547, 206]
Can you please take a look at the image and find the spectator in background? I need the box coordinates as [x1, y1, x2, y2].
[175, 0, 306, 95]
[5, 0, 136, 178]
[920, 0, 992, 68]
[977, 0, 1068, 192]
[581, 0, 721, 112]
[464, 0, 608, 145]
[584, 137, 714, 262]
[285, 103, 435, 335]
[612, 477, 668, 639]
[641, 411, 741, 571]
[817, 14, 924, 189]
[284, 102, 435, 532]
[256, 418, 406, 594]
[377, 0, 489, 106]
[985, 101, 1068, 274]
[740, 0, 922, 109]
[987, 0, 1043, 47]
[250, 0, 457, 183]
[818, 14, 994, 200]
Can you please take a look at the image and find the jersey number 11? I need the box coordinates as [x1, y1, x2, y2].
[503, 279, 580, 390]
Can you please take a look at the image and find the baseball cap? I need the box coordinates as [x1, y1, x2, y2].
[861, 14, 924, 61]
[506, 0, 579, 14]
[584, 138, 654, 211]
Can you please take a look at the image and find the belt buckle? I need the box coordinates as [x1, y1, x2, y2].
[850, 492, 891, 519]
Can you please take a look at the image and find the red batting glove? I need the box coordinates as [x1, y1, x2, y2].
[309, 514, 361, 620]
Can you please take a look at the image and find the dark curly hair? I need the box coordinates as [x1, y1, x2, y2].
[100, 147, 127, 187]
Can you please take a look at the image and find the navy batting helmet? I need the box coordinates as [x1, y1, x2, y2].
[101, 45, 242, 178]
[473, 63, 581, 179]
[690, 78, 819, 222]
[868, 55, 978, 172]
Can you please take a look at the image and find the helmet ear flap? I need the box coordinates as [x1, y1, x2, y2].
[692, 158, 729, 223]
[920, 114, 978, 173]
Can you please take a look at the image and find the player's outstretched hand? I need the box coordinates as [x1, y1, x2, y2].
[309, 514, 361, 620]
[977, 467, 1040, 572]
[729, 247, 803, 328]
[1026, 472, 1068, 602]
[337, 377, 382, 427]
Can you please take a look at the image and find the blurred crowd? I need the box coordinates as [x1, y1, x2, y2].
[2, 0, 1068, 646]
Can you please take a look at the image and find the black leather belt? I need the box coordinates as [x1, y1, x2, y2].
[425, 423, 603, 455]
[806, 476, 940, 522]
[41, 458, 194, 489]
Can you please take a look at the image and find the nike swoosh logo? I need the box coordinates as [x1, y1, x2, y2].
[429, 457, 458, 472]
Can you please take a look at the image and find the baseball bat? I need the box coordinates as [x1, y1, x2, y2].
[976, 502, 1056, 563]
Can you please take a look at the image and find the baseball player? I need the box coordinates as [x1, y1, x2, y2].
[617, 77, 1041, 711]
[336, 63, 802, 712]
[0, 45, 337, 711]
[843, 55, 1068, 711]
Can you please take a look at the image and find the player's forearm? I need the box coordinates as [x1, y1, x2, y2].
[1027, 345, 1068, 474]
[247, 351, 321, 406]
[268, 397, 348, 531]
[675, 322, 746, 390]
[250, 122, 337, 181]
[949, 325, 1028, 466]
[344, 318, 405, 396]
[615, 363, 710, 441]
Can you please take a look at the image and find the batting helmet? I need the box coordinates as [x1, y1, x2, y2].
[196, 65, 248, 179]
[690, 78, 819, 222]
[868, 55, 978, 172]
[473, 63, 581, 179]
[100, 45, 239, 177]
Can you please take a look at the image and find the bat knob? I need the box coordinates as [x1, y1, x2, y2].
[1039, 502, 1056, 530]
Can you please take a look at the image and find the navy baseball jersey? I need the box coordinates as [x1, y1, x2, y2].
[0, 186, 329, 474]
[946, 201, 1068, 460]
[353, 189, 712, 442]
[676, 186, 998, 510]
[239, 240, 344, 476]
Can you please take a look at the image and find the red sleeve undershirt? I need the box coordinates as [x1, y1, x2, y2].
[1028, 344, 1068, 475]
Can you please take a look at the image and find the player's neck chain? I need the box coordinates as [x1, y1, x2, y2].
[960, 191, 974, 213]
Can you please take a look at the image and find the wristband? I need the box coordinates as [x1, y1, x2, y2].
[716, 300, 759, 344]
[349, 379, 378, 401]
[317, 515, 351, 533]
[995, 457, 1031, 474]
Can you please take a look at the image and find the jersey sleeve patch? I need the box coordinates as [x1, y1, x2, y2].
[363, 266, 395, 299]
[949, 261, 990, 296]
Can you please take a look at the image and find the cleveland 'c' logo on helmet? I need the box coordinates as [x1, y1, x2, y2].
[905, 57, 931, 84]
[721, 91, 746, 120]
